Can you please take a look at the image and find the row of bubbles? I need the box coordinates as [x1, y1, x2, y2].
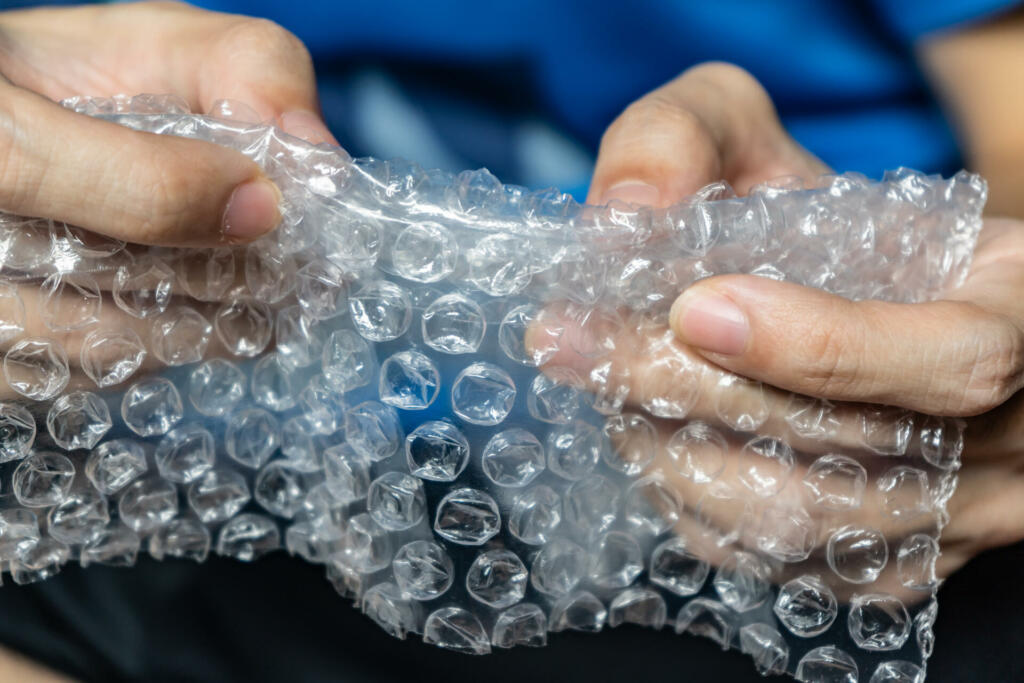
[0, 94, 984, 682]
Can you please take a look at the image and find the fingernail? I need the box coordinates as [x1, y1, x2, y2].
[672, 288, 749, 355]
[601, 180, 660, 207]
[223, 177, 282, 240]
[279, 110, 339, 146]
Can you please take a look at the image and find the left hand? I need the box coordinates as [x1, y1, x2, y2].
[536, 215, 1024, 598]
[662, 216, 1024, 585]
[532, 216, 1024, 600]
[568, 62, 1024, 593]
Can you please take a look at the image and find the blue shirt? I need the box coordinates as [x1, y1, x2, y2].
[199, 1, 1016, 194]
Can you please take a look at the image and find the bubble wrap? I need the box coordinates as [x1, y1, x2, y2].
[0, 93, 985, 683]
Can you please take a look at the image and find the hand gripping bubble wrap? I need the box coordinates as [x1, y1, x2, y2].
[0, 94, 985, 683]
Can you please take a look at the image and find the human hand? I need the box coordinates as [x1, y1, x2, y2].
[536, 62, 1024, 601]
[595, 64, 1024, 578]
[661, 215, 1024, 585]
[587, 61, 829, 207]
[531, 217, 1023, 602]
[0, 2, 335, 400]
[0, 1, 334, 246]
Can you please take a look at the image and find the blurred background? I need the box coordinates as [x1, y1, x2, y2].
[1, 1, 1023, 682]
[5, 0, 1005, 199]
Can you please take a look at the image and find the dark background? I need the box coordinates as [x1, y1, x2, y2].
[1, 1, 1021, 681]
[0, 541, 1019, 682]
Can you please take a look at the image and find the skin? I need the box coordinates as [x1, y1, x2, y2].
[584, 11, 1024, 582]
[919, 6, 1024, 218]
[0, 1, 1019, 675]
[0, 6, 334, 675]
[0, 1, 335, 246]
[0, 2, 338, 408]
[0, 645, 72, 683]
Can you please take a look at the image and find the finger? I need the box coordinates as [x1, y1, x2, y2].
[530, 306, 871, 453]
[587, 62, 829, 207]
[647, 430, 925, 541]
[944, 461, 1024, 552]
[655, 473, 939, 607]
[965, 390, 1024, 459]
[0, 4, 336, 146]
[648, 437, 941, 606]
[0, 84, 281, 246]
[197, 17, 337, 145]
[0, 283, 264, 400]
[669, 274, 1024, 416]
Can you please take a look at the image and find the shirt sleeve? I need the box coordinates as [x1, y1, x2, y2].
[867, 0, 1021, 43]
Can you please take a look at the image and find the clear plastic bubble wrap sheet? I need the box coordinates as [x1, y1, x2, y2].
[0, 94, 985, 683]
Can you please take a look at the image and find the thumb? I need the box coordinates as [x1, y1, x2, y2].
[1, 83, 281, 246]
[669, 274, 1024, 416]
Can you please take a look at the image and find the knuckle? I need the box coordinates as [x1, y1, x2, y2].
[595, 94, 721, 189]
[0, 89, 40, 212]
[600, 96, 718, 171]
[799, 315, 861, 397]
[680, 61, 778, 122]
[617, 95, 708, 140]
[152, 163, 197, 215]
[130, 142, 216, 242]
[954, 315, 1024, 414]
[684, 61, 759, 88]
[138, 1, 186, 12]
[222, 17, 310, 64]
[0, 97, 17, 207]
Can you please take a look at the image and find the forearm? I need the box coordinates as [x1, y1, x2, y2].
[919, 6, 1024, 217]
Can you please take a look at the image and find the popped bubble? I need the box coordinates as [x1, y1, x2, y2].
[0, 98, 986, 679]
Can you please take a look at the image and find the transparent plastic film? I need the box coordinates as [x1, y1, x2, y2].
[0, 94, 985, 683]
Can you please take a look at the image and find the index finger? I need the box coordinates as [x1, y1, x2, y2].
[1, 84, 281, 246]
[587, 62, 829, 207]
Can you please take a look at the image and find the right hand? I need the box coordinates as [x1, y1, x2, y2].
[0, 2, 335, 399]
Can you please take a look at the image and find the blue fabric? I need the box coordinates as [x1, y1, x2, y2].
[199, 1, 1017, 185]
[868, 0, 1015, 41]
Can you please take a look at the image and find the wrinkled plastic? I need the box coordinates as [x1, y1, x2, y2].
[0, 93, 985, 682]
